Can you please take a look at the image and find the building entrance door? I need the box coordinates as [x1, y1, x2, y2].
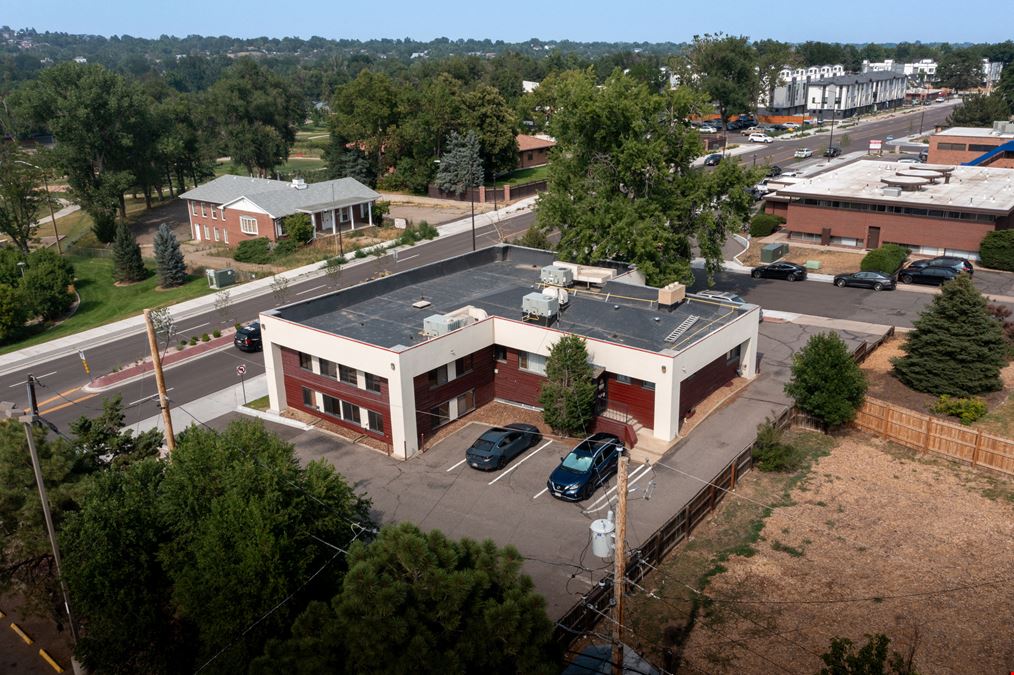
[866, 226, 880, 249]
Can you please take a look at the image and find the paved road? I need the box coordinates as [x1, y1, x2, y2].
[9, 213, 535, 430]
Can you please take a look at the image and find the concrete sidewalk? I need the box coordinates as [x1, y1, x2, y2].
[130, 373, 269, 435]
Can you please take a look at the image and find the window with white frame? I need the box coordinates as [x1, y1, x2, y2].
[518, 351, 547, 375]
[203, 225, 210, 240]
[191, 202, 198, 216]
[339, 207, 349, 223]
[213, 228, 219, 242]
[201, 203, 206, 217]
[219, 207, 225, 220]
[223, 229, 229, 244]
[239, 216, 259, 235]
[211, 207, 217, 220]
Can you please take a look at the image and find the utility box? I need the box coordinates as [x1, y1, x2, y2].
[522, 292, 559, 318]
[760, 243, 789, 263]
[206, 268, 236, 289]
[540, 265, 574, 287]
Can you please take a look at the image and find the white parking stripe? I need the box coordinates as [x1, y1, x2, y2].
[488, 439, 552, 485]
[296, 284, 326, 296]
[445, 457, 468, 472]
[533, 487, 549, 499]
[581, 463, 652, 512]
[582, 466, 654, 515]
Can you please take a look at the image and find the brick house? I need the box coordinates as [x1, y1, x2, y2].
[180, 175, 381, 246]
[516, 134, 556, 170]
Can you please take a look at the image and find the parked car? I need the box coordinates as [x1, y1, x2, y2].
[742, 126, 762, 135]
[919, 149, 929, 162]
[783, 122, 800, 130]
[824, 146, 842, 158]
[704, 153, 723, 166]
[906, 256, 973, 276]
[233, 322, 262, 352]
[751, 262, 808, 281]
[749, 134, 774, 144]
[699, 125, 718, 134]
[935, 96, 946, 103]
[794, 147, 813, 158]
[770, 123, 788, 131]
[766, 164, 783, 177]
[897, 156, 922, 164]
[695, 289, 747, 305]
[832, 271, 896, 291]
[547, 433, 624, 501]
[898, 265, 960, 286]
[885, 135, 895, 141]
[465, 423, 542, 471]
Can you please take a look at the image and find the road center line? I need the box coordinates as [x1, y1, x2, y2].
[445, 457, 468, 472]
[9, 370, 57, 387]
[488, 439, 553, 485]
[296, 284, 326, 295]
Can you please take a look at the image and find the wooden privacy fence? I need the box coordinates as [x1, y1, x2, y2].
[855, 397, 1014, 477]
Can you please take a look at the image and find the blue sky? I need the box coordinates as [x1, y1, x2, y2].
[5, 0, 1009, 43]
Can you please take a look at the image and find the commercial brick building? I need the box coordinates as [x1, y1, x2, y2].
[928, 122, 1014, 168]
[258, 246, 761, 459]
[180, 175, 380, 246]
[764, 160, 1014, 259]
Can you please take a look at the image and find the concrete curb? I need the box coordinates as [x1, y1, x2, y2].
[234, 405, 314, 431]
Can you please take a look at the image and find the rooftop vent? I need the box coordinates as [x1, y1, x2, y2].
[881, 186, 902, 197]
[664, 315, 700, 343]
[412, 299, 432, 309]
[291, 178, 307, 190]
[657, 282, 686, 308]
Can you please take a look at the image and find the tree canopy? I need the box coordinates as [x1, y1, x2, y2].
[539, 334, 598, 436]
[784, 332, 867, 427]
[686, 33, 761, 129]
[435, 130, 483, 197]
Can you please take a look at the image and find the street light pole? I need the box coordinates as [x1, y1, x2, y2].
[827, 85, 837, 158]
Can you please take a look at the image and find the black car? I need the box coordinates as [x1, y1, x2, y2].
[906, 256, 973, 276]
[233, 321, 262, 352]
[465, 423, 541, 471]
[824, 146, 842, 158]
[833, 271, 896, 291]
[547, 433, 624, 501]
[766, 164, 783, 177]
[704, 153, 723, 166]
[751, 262, 807, 281]
[897, 265, 960, 286]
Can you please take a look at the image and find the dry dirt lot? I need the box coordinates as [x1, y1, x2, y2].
[738, 240, 864, 276]
[678, 432, 1014, 674]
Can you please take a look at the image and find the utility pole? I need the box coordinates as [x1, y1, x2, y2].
[611, 453, 629, 675]
[143, 309, 176, 451]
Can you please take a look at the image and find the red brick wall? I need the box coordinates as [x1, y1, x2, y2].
[679, 352, 738, 422]
[605, 375, 655, 429]
[493, 346, 545, 407]
[785, 203, 996, 252]
[280, 346, 392, 443]
[927, 135, 1004, 165]
[414, 346, 496, 441]
[186, 199, 278, 245]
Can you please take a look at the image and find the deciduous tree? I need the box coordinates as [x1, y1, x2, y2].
[784, 332, 867, 427]
[463, 84, 519, 178]
[937, 51, 984, 90]
[0, 144, 50, 254]
[687, 34, 760, 130]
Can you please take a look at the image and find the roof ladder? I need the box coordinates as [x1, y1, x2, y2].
[664, 315, 700, 343]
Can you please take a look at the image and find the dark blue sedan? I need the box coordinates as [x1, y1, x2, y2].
[466, 423, 541, 471]
[547, 433, 624, 501]
[233, 322, 262, 352]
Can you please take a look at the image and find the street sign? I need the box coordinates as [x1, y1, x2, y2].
[236, 364, 246, 376]
[869, 139, 883, 153]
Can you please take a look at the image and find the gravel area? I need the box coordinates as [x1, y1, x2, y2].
[680, 432, 1014, 674]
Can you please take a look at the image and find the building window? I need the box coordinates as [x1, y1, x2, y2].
[430, 402, 450, 428]
[455, 354, 473, 377]
[365, 373, 383, 393]
[219, 208, 225, 220]
[213, 227, 219, 242]
[339, 364, 357, 386]
[457, 390, 475, 416]
[339, 207, 349, 223]
[319, 359, 338, 380]
[322, 394, 340, 417]
[223, 229, 229, 244]
[211, 208, 217, 220]
[298, 352, 313, 370]
[341, 400, 360, 423]
[240, 216, 259, 235]
[519, 351, 547, 375]
[201, 203, 206, 217]
[428, 365, 449, 387]
[527, 152, 534, 161]
[641, 380, 656, 391]
[190, 202, 198, 216]
[360, 203, 368, 218]
[937, 142, 967, 151]
[367, 410, 384, 433]
[727, 344, 743, 364]
[301, 387, 315, 408]
[968, 143, 996, 152]
[203, 225, 210, 240]
[494, 345, 507, 362]
[615, 374, 632, 385]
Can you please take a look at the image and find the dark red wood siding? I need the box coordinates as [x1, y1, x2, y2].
[605, 375, 655, 429]
[280, 346, 392, 443]
[414, 346, 496, 441]
[493, 346, 545, 406]
[678, 352, 738, 423]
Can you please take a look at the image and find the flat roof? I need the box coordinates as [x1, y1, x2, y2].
[271, 247, 752, 354]
[773, 160, 1014, 214]
[934, 126, 1014, 140]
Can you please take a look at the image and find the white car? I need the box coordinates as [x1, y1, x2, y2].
[783, 122, 800, 130]
[794, 148, 813, 158]
[699, 125, 718, 134]
[935, 97, 946, 103]
[749, 134, 773, 144]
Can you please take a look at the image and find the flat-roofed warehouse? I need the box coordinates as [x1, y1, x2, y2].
[764, 160, 1014, 259]
[258, 246, 761, 459]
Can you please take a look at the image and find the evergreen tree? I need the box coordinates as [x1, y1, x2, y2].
[784, 332, 867, 427]
[112, 220, 146, 283]
[893, 275, 1006, 396]
[539, 335, 598, 436]
[153, 223, 187, 288]
[435, 130, 483, 198]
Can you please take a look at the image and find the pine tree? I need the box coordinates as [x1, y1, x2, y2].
[893, 275, 1006, 396]
[539, 335, 598, 435]
[112, 221, 146, 283]
[784, 332, 867, 427]
[153, 223, 187, 288]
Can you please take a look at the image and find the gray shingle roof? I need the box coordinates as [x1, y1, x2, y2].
[179, 175, 380, 219]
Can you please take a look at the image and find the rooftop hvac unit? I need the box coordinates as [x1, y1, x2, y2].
[206, 268, 236, 289]
[542, 286, 570, 306]
[522, 292, 559, 318]
[881, 186, 903, 197]
[422, 314, 467, 337]
[657, 282, 686, 307]
[540, 265, 574, 287]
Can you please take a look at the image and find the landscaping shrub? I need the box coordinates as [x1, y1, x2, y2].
[282, 213, 314, 245]
[931, 395, 987, 425]
[233, 238, 272, 264]
[751, 418, 802, 472]
[354, 248, 367, 259]
[271, 238, 298, 258]
[212, 329, 221, 338]
[417, 221, 438, 240]
[979, 229, 1014, 271]
[749, 213, 784, 238]
[189, 336, 198, 346]
[234, 322, 243, 330]
[860, 243, 909, 274]
[201, 333, 210, 342]
[785, 332, 867, 427]
[516, 226, 553, 250]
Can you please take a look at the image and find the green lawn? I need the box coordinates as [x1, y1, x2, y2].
[215, 156, 327, 177]
[0, 257, 216, 354]
[497, 165, 549, 186]
[244, 395, 271, 411]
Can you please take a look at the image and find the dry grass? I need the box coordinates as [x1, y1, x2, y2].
[738, 240, 864, 276]
[677, 432, 1014, 674]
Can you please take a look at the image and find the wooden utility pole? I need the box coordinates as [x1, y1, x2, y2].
[143, 309, 176, 451]
[612, 453, 629, 675]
